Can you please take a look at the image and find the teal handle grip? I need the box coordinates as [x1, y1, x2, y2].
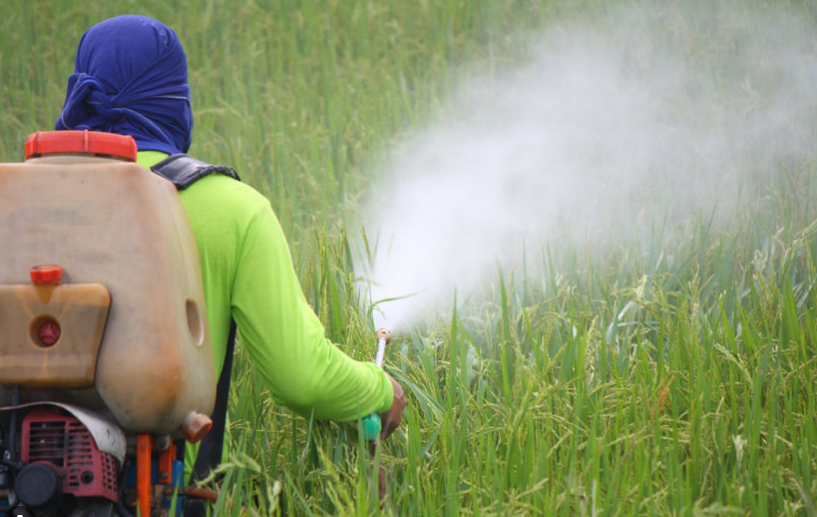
[362, 413, 381, 441]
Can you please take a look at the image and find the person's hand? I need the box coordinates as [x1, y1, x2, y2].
[379, 373, 406, 440]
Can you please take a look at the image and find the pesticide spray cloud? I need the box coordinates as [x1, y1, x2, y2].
[359, 2, 817, 330]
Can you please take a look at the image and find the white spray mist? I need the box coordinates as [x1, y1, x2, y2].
[358, 2, 817, 331]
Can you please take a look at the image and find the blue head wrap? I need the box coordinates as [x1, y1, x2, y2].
[56, 15, 192, 155]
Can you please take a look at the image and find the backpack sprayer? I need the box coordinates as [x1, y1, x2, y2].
[0, 131, 219, 517]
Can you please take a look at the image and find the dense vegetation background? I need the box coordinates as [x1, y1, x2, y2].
[3, 1, 817, 515]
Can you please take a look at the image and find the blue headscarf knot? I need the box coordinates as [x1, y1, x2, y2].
[64, 73, 127, 123]
[55, 15, 193, 155]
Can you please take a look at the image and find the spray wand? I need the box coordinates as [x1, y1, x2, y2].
[360, 328, 392, 505]
[362, 328, 391, 442]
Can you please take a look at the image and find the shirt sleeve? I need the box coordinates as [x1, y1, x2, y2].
[230, 202, 394, 421]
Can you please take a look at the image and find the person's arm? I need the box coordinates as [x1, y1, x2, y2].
[230, 202, 394, 421]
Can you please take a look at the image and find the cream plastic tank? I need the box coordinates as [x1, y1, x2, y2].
[0, 131, 215, 436]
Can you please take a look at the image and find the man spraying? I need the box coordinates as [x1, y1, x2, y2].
[54, 14, 406, 509]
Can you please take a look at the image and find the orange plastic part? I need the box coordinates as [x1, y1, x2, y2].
[24, 130, 137, 161]
[158, 440, 177, 485]
[30, 265, 62, 285]
[137, 434, 152, 517]
[183, 412, 213, 443]
[159, 440, 176, 485]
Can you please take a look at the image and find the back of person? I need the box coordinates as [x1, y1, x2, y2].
[53, 12, 406, 506]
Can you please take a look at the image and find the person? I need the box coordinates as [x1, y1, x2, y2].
[54, 13, 406, 497]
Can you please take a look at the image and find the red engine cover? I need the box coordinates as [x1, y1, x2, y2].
[21, 407, 118, 501]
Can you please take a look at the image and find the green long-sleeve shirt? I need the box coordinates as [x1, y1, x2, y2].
[136, 151, 393, 422]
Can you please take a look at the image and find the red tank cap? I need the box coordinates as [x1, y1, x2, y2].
[30, 265, 63, 285]
[25, 130, 137, 162]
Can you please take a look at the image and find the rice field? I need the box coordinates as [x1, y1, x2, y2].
[2, 0, 817, 515]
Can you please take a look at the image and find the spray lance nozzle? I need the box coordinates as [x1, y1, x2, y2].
[362, 328, 391, 441]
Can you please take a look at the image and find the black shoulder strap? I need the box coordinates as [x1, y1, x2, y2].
[150, 153, 241, 189]
[188, 319, 237, 487]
